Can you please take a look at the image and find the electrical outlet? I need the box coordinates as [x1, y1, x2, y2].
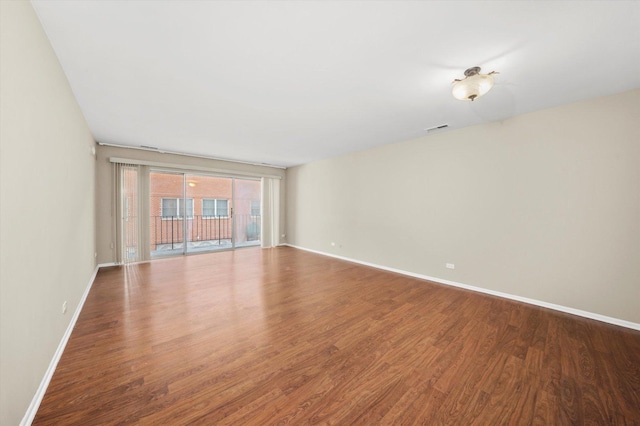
[62, 301, 67, 314]
[446, 263, 455, 269]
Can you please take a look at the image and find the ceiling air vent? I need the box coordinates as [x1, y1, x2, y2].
[425, 124, 449, 132]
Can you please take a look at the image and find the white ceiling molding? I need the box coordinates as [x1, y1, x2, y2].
[108, 157, 282, 180]
[100, 142, 286, 169]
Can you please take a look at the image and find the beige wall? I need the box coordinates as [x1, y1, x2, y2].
[96, 145, 286, 264]
[286, 89, 640, 324]
[0, 2, 97, 424]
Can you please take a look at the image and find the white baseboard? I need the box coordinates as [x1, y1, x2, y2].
[21, 264, 102, 426]
[283, 244, 640, 331]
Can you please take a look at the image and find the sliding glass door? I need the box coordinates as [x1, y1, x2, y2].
[149, 171, 261, 258]
[185, 174, 234, 253]
[150, 172, 187, 257]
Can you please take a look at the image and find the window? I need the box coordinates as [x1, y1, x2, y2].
[202, 199, 215, 217]
[202, 199, 229, 218]
[250, 199, 261, 217]
[161, 198, 177, 218]
[161, 198, 193, 218]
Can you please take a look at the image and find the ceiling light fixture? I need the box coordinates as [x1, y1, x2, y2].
[452, 67, 498, 101]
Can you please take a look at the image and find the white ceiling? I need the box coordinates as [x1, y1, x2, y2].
[31, 1, 640, 168]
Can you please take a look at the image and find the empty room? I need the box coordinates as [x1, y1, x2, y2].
[1, 0, 639, 424]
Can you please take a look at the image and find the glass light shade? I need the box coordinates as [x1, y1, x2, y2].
[452, 73, 495, 101]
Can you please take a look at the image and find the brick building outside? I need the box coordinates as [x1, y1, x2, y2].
[149, 173, 261, 253]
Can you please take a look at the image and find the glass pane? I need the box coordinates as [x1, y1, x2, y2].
[186, 198, 194, 218]
[185, 174, 233, 253]
[162, 198, 177, 218]
[217, 199, 229, 217]
[234, 179, 261, 247]
[202, 199, 215, 217]
[250, 199, 261, 216]
[150, 172, 184, 257]
[150, 173, 259, 257]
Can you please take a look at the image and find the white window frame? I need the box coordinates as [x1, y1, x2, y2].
[161, 198, 193, 219]
[202, 198, 229, 218]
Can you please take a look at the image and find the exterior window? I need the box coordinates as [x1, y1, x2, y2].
[202, 199, 215, 217]
[161, 198, 193, 218]
[217, 199, 229, 217]
[250, 199, 261, 217]
[202, 199, 229, 218]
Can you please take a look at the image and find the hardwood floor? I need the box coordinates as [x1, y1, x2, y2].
[34, 247, 640, 424]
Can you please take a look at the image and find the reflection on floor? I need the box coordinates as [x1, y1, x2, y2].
[151, 239, 260, 257]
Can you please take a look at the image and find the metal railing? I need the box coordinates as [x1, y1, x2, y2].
[151, 214, 260, 250]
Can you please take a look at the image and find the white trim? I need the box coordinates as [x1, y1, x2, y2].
[99, 142, 287, 169]
[21, 265, 101, 426]
[283, 244, 640, 332]
[160, 197, 194, 219]
[109, 156, 283, 179]
[202, 198, 229, 218]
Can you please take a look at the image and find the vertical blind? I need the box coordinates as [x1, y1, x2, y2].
[115, 163, 141, 263]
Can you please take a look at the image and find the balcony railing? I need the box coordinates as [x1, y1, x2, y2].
[151, 214, 260, 250]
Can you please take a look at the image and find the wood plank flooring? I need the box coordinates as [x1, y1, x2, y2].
[34, 247, 640, 424]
